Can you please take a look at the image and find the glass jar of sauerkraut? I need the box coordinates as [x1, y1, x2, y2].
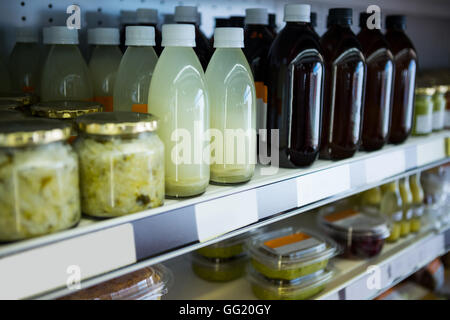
[74, 112, 164, 217]
[0, 119, 80, 241]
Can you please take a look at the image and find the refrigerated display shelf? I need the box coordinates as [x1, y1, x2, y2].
[0, 131, 448, 299]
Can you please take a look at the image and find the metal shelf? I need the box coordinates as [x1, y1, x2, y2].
[0, 131, 448, 299]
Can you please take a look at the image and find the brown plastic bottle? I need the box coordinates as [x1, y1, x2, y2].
[357, 13, 394, 151]
[320, 8, 366, 160]
[174, 6, 212, 71]
[385, 15, 417, 144]
[244, 8, 274, 141]
[266, 4, 324, 168]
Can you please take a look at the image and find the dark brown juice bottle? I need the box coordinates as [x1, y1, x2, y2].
[385, 15, 417, 144]
[357, 12, 394, 151]
[244, 8, 274, 145]
[266, 4, 324, 168]
[174, 6, 212, 71]
[320, 8, 366, 160]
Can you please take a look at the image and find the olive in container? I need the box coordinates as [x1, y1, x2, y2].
[248, 266, 334, 300]
[318, 208, 390, 258]
[192, 253, 248, 282]
[0, 119, 80, 241]
[74, 112, 164, 217]
[61, 264, 172, 300]
[247, 227, 339, 281]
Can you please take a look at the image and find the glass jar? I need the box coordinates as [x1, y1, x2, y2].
[0, 119, 80, 241]
[30, 100, 103, 142]
[412, 87, 435, 136]
[0, 92, 39, 115]
[74, 112, 164, 217]
[432, 85, 447, 131]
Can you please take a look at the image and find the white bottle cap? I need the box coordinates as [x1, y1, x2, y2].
[174, 6, 198, 24]
[214, 28, 244, 48]
[88, 28, 120, 45]
[125, 26, 155, 46]
[161, 24, 195, 47]
[49, 26, 79, 45]
[120, 10, 137, 25]
[43, 27, 51, 45]
[137, 8, 158, 24]
[245, 8, 269, 25]
[284, 4, 311, 22]
[16, 27, 38, 43]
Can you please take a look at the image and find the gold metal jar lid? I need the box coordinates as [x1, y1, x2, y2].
[415, 87, 436, 96]
[76, 112, 158, 135]
[30, 100, 103, 119]
[0, 110, 26, 121]
[0, 119, 71, 148]
[0, 100, 24, 111]
[0, 92, 39, 106]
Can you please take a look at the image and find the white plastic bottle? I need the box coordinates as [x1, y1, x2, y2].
[41, 26, 93, 101]
[148, 24, 210, 198]
[206, 28, 256, 184]
[88, 28, 122, 112]
[113, 26, 158, 112]
[8, 27, 41, 94]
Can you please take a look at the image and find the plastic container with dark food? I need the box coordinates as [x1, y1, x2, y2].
[61, 264, 171, 300]
[191, 253, 248, 282]
[248, 266, 333, 300]
[247, 227, 338, 280]
[318, 207, 390, 258]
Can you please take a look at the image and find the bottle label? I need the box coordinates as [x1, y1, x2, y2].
[432, 110, 444, 130]
[445, 110, 450, 128]
[415, 114, 432, 134]
[255, 81, 268, 133]
[131, 103, 148, 113]
[94, 96, 113, 112]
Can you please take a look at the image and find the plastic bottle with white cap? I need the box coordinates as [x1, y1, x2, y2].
[41, 26, 93, 101]
[88, 28, 123, 112]
[174, 5, 211, 70]
[266, 4, 325, 167]
[206, 27, 256, 184]
[148, 24, 209, 198]
[244, 9, 274, 143]
[8, 27, 41, 94]
[137, 8, 162, 55]
[113, 26, 158, 112]
[119, 10, 137, 52]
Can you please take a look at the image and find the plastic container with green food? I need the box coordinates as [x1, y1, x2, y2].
[248, 266, 333, 300]
[247, 227, 338, 281]
[191, 253, 248, 282]
[196, 230, 260, 259]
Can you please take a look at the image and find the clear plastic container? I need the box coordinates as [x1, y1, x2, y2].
[61, 264, 171, 300]
[0, 119, 80, 241]
[191, 253, 248, 282]
[206, 28, 256, 184]
[318, 207, 390, 258]
[248, 267, 333, 300]
[247, 227, 338, 280]
[196, 231, 258, 259]
[74, 112, 164, 217]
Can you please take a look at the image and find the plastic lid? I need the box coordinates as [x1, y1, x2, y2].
[245, 8, 269, 25]
[16, 27, 38, 43]
[161, 24, 195, 47]
[125, 26, 155, 46]
[214, 28, 244, 48]
[311, 12, 317, 27]
[0, 92, 39, 106]
[88, 28, 120, 45]
[0, 119, 71, 147]
[284, 4, 310, 23]
[318, 208, 390, 240]
[386, 15, 406, 30]
[196, 230, 260, 259]
[328, 8, 353, 26]
[192, 252, 248, 269]
[61, 265, 171, 300]
[47, 26, 79, 45]
[31, 101, 103, 119]
[174, 6, 198, 24]
[247, 227, 338, 270]
[120, 10, 137, 25]
[137, 8, 158, 24]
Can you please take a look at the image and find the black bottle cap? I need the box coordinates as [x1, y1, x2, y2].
[386, 15, 406, 30]
[230, 16, 245, 28]
[215, 18, 229, 28]
[269, 13, 276, 28]
[328, 8, 353, 27]
[311, 12, 317, 27]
